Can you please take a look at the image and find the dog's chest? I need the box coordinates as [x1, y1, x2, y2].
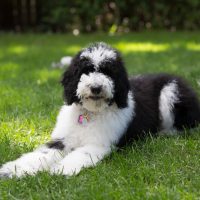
[64, 104, 131, 148]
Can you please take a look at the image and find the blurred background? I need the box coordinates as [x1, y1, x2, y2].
[1, 0, 200, 34]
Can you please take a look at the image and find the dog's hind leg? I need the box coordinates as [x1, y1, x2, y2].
[0, 140, 65, 178]
[173, 80, 200, 130]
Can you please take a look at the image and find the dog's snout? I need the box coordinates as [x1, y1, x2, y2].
[90, 86, 102, 95]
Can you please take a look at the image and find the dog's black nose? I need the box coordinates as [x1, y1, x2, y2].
[91, 86, 102, 95]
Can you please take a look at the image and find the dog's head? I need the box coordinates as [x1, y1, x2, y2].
[61, 42, 130, 112]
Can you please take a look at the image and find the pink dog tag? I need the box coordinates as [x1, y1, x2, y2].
[78, 113, 90, 125]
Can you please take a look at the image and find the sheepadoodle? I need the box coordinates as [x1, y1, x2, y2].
[1, 42, 200, 178]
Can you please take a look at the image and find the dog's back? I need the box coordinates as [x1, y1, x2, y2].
[117, 74, 200, 146]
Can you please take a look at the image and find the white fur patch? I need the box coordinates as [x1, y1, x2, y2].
[76, 72, 114, 112]
[50, 145, 111, 176]
[159, 81, 179, 132]
[0, 146, 63, 178]
[80, 43, 116, 68]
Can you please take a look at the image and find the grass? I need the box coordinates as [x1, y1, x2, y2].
[0, 31, 200, 199]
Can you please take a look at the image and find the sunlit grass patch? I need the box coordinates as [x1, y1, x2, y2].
[186, 42, 200, 51]
[0, 62, 19, 72]
[63, 45, 82, 54]
[115, 42, 170, 53]
[8, 45, 28, 55]
[0, 45, 28, 59]
[0, 120, 50, 148]
[35, 68, 60, 85]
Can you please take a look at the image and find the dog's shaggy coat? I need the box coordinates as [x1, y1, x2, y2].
[0, 42, 200, 178]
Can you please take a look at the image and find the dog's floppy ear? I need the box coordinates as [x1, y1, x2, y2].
[113, 58, 130, 109]
[61, 54, 80, 105]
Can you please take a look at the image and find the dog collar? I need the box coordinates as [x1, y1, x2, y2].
[78, 112, 90, 125]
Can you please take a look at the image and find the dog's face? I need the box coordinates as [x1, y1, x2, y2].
[61, 42, 130, 112]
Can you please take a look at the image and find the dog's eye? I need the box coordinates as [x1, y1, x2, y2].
[99, 61, 114, 74]
[99, 67, 112, 77]
[82, 65, 95, 75]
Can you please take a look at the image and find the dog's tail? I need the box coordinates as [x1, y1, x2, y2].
[51, 56, 73, 69]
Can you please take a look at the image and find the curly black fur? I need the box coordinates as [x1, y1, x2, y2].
[117, 74, 200, 146]
[46, 140, 65, 150]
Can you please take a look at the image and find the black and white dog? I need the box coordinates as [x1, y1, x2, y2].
[1, 42, 200, 178]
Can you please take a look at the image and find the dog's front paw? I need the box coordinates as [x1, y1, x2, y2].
[50, 164, 79, 176]
[0, 161, 33, 178]
[50, 164, 65, 175]
[0, 162, 17, 179]
[0, 169, 13, 179]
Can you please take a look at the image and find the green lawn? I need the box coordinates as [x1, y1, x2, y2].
[0, 32, 200, 199]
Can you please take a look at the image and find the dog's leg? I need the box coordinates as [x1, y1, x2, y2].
[50, 145, 111, 176]
[0, 142, 65, 178]
[0, 105, 74, 179]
